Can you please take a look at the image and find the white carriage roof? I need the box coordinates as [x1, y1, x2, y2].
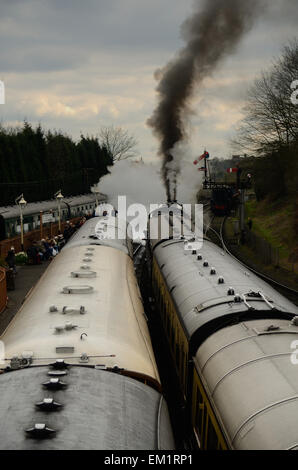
[0, 217, 158, 382]
[0, 193, 106, 219]
[0, 366, 174, 450]
[153, 237, 298, 345]
[195, 318, 298, 450]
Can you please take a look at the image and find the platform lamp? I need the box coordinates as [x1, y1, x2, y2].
[15, 194, 27, 251]
[91, 185, 100, 207]
[54, 190, 64, 233]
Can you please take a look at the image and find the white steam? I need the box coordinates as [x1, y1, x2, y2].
[97, 152, 203, 211]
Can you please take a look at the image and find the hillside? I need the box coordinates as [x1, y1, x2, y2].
[246, 197, 298, 270]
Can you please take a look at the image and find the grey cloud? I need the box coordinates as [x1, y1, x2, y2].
[0, 0, 298, 164]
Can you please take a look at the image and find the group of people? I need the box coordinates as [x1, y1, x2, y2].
[26, 236, 64, 264]
[3, 217, 88, 291]
[26, 218, 87, 265]
[63, 217, 86, 242]
[23, 217, 86, 266]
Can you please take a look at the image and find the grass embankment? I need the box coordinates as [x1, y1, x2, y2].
[246, 198, 298, 266]
[225, 197, 298, 291]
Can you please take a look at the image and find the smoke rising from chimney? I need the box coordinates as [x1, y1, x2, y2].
[147, 0, 262, 201]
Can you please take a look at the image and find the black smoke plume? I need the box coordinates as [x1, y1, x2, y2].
[147, 0, 262, 201]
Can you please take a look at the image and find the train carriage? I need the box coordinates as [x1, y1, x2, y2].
[148, 205, 298, 450]
[0, 214, 174, 450]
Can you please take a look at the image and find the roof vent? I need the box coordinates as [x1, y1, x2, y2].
[203, 260, 209, 267]
[234, 294, 242, 303]
[192, 250, 197, 255]
[49, 305, 58, 312]
[80, 265, 91, 270]
[82, 258, 92, 263]
[87, 247, 95, 251]
[210, 267, 216, 275]
[84, 252, 94, 257]
[62, 285, 93, 294]
[218, 276, 225, 284]
[71, 271, 96, 278]
[227, 287, 235, 296]
[35, 398, 63, 411]
[42, 378, 67, 390]
[50, 359, 69, 370]
[197, 254, 202, 260]
[25, 423, 56, 439]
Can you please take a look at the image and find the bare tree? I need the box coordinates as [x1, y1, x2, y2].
[98, 125, 138, 162]
[233, 40, 298, 153]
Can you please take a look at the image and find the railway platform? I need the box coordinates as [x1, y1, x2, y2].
[0, 261, 50, 336]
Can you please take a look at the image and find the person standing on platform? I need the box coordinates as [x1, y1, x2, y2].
[5, 247, 17, 274]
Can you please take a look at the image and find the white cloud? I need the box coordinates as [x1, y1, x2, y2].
[0, 0, 297, 166]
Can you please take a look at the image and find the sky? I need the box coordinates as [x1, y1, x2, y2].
[0, 0, 297, 165]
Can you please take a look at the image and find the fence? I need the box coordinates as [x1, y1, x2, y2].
[245, 229, 280, 267]
[0, 217, 82, 259]
[241, 228, 297, 274]
[0, 267, 7, 313]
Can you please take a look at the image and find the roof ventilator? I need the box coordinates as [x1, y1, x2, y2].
[42, 378, 67, 390]
[210, 267, 216, 275]
[71, 271, 96, 279]
[25, 423, 56, 439]
[62, 285, 93, 294]
[203, 260, 209, 267]
[234, 294, 242, 303]
[50, 359, 69, 370]
[218, 276, 225, 284]
[197, 254, 202, 260]
[227, 287, 235, 296]
[35, 398, 63, 411]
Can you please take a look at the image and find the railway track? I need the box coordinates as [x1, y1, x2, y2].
[204, 215, 298, 303]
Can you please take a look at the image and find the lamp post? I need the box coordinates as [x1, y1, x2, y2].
[15, 194, 27, 251]
[91, 185, 100, 207]
[55, 190, 64, 233]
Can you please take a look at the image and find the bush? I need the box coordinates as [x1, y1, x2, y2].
[15, 252, 28, 265]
